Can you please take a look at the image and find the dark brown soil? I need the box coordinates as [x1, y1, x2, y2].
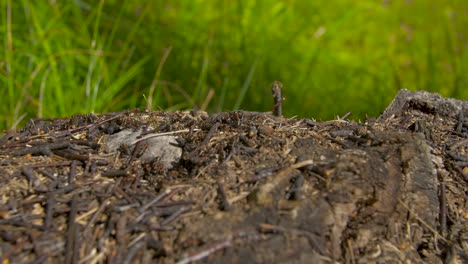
[0, 89, 467, 263]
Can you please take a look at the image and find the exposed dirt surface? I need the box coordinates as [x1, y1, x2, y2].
[0, 89, 467, 263]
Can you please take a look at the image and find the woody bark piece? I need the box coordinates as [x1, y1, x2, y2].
[378, 89, 467, 121]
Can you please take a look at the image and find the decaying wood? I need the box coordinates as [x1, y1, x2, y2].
[0, 89, 467, 263]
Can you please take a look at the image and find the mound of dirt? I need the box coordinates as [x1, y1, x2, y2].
[0, 89, 467, 263]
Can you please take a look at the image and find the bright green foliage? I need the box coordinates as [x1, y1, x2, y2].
[1, 0, 466, 130]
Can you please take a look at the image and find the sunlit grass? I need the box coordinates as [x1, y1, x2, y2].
[0, 0, 466, 130]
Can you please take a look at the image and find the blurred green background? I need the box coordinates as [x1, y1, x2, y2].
[1, 0, 466, 130]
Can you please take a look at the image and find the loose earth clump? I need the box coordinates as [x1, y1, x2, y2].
[0, 89, 467, 263]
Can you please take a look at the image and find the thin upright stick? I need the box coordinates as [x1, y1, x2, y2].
[271, 81, 283, 117]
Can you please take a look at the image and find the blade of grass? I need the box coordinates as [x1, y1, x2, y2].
[201, 88, 215, 111]
[113, 2, 151, 71]
[38, 67, 50, 118]
[97, 55, 151, 111]
[104, 1, 128, 51]
[86, 0, 105, 112]
[25, 0, 66, 115]
[90, 65, 103, 113]
[194, 50, 210, 108]
[92, 0, 104, 50]
[216, 77, 229, 112]
[85, 52, 98, 111]
[3, 0, 15, 127]
[147, 46, 172, 111]
[234, 55, 259, 110]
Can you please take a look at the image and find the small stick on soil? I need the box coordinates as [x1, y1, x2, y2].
[54, 113, 123, 137]
[450, 130, 467, 138]
[9, 140, 70, 156]
[0, 130, 16, 145]
[161, 206, 191, 226]
[71, 139, 100, 149]
[69, 160, 77, 184]
[439, 179, 447, 237]
[291, 159, 314, 169]
[271, 81, 283, 117]
[123, 241, 144, 264]
[178, 239, 232, 264]
[448, 138, 468, 150]
[139, 189, 172, 213]
[115, 215, 128, 264]
[244, 166, 281, 183]
[65, 195, 78, 264]
[456, 108, 464, 133]
[258, 223, 323, 254]
[201, 123, 220, 147]
[114, 185, 137, 204]
[83, 197, 111, 235]
[44, 193, 55, 230]
[398, 199, 448, 243]
[32, 161, 74, 168]
[137, 127, 157, 138]
[347, 240, 356, 264]
[54, 149, 101, 164]
[131, 129, 199, 145]
[445, 150, 468, 162]
[21, 167, 40, 188]
[156, 200, 195, 208]
[285, 174, 304, 200]
[340, 111, 352, 120]
[89, 160, 97, 175]
[216, 179, 231, 211]
[0, 219, 47, 231]
[221, 144, 237, 165]
[128, 140, 148, 165]
[187, 123, 220, 160]
[454, 166, 468, 181]
[37, 169, 57, 181]
[22, 167, 48, 192]
[102, 169, 129, 178]
[50, 183, 76, 195]
[30, 255, 48, 264]
[177, 231, 262, 264]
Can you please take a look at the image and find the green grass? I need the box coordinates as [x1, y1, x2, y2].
[1, 0, 466, 130]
